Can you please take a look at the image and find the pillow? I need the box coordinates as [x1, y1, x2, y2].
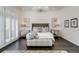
[31, 31, 39, 39]
[42, 27, 49, 32]
[31, 31, 37, 36]
[34, 33, 39, 39]
[26, 30, 39, 40]
[33, 27, 38, 32]
[26, 33, 34, 40]
[46, 27, 49, 31]
[38, 27, 42, 32]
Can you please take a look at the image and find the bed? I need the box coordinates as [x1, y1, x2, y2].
[26, 23, 55, 47]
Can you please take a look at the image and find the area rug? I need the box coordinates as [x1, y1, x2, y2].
[2, 50, 68, 53]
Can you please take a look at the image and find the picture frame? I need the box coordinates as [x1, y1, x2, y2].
[64, 20, 69, 28]
[71, 18, 78, 28]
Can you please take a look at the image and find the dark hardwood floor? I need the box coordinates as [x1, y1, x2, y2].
[1, 37, 79, 53]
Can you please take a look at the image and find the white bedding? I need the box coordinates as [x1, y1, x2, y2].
[26, 32, 55, 46]
[37, 32, 55, 41]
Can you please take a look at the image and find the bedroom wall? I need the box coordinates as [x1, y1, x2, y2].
[22, 11, 60, 30]
[59, 6, 79, 46]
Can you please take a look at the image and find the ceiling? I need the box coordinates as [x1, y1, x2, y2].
[16, 6, 65, 12]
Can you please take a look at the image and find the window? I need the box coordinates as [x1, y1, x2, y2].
[15, 19, 18, 38]
[11, 18, 16, 39]
[5, 17, 11, 42]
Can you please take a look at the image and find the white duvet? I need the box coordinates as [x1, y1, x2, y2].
[26, 32, 55, 46]
[37, 32, 55, 41]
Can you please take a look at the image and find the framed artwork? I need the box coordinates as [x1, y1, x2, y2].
[64, 20, 69, 28]
[71, 18, 78, 28]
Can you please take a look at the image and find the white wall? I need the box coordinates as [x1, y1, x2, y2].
[59, 7, 79, 46]
[22, 11, 60, 30]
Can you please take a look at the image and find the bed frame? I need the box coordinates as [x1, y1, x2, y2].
[26, 23, 55, 49]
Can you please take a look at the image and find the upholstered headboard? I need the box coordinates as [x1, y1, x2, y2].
[32, 23, 49, 32]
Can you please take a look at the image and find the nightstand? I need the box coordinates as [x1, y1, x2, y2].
[53, 33, 60, 39]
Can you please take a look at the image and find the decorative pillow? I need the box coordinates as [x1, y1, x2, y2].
[33, 27, 38, 32]
[42, 27, 49, 32]
[26, 31, 39, 40]
[26, 33, 34, 40]
[38, 27, 42, 32]
[31, 31, 39, 39]
[34, 33, 39, 39]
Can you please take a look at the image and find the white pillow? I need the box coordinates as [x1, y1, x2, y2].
[42, 27, 49, 32]
[33, 27, 38, 32]
[26, 33, 34, 40]
[31, 31, 39, 39]
[26, 31, 39, 40]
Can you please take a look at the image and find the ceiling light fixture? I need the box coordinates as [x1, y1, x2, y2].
[32, 6, 49, 12]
